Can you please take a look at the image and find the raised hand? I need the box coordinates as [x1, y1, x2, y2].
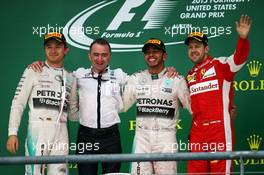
[236, 15, 252, 39]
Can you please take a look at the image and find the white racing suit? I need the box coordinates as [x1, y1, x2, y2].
[123, 69, 191, 175]
[8, 62, 75, 175]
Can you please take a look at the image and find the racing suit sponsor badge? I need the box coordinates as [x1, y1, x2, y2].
[162, 79, 172, 93]
[187, 72, 196, 83]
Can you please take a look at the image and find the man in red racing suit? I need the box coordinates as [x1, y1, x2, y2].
[185, 15, 252, 174]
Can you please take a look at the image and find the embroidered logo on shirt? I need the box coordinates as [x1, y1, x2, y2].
[202, 67, 216, 79]
[139, 77, 147, 85]
[162, 79, 172, 93]
[187, 72, 196, 83]
[200, 68, 206, 78]
[190, 80, 219, 95]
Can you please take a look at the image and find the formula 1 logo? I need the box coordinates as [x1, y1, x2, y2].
[63, 0, 177, 52]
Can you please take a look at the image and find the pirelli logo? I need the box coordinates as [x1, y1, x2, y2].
[190, 80, 219, 95]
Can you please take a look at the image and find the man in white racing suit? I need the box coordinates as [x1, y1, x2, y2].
[123, 38, 192, 175]
[6, 32, 75, 175]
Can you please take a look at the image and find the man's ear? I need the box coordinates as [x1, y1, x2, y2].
[88, 53, 92, 61]
[163, 52, 168, 61]
[205, 45, 209, 54]
[64, 47, 70, 55]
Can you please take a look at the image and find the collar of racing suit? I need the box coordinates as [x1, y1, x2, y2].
[194, 56, 213, 70]
[150, 68, 167, 80]
[44, 61, 64, 71]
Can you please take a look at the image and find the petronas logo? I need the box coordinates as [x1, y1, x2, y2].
[247, 60, 262, 77]
[247, 134, 262, 151]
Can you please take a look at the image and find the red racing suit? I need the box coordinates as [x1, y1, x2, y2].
[186, 38, 250, 174]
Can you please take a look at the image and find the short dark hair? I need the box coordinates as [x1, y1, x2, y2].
[90, 38, 111, 53]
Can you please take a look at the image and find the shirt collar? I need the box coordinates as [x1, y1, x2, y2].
[194, 56, 213, 69]
[149, 68, 167, 80]
[90, 65, 110, 77]
[44, 61, 64, 71]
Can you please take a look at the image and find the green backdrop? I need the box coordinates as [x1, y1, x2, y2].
[1, 0, 263, 174]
